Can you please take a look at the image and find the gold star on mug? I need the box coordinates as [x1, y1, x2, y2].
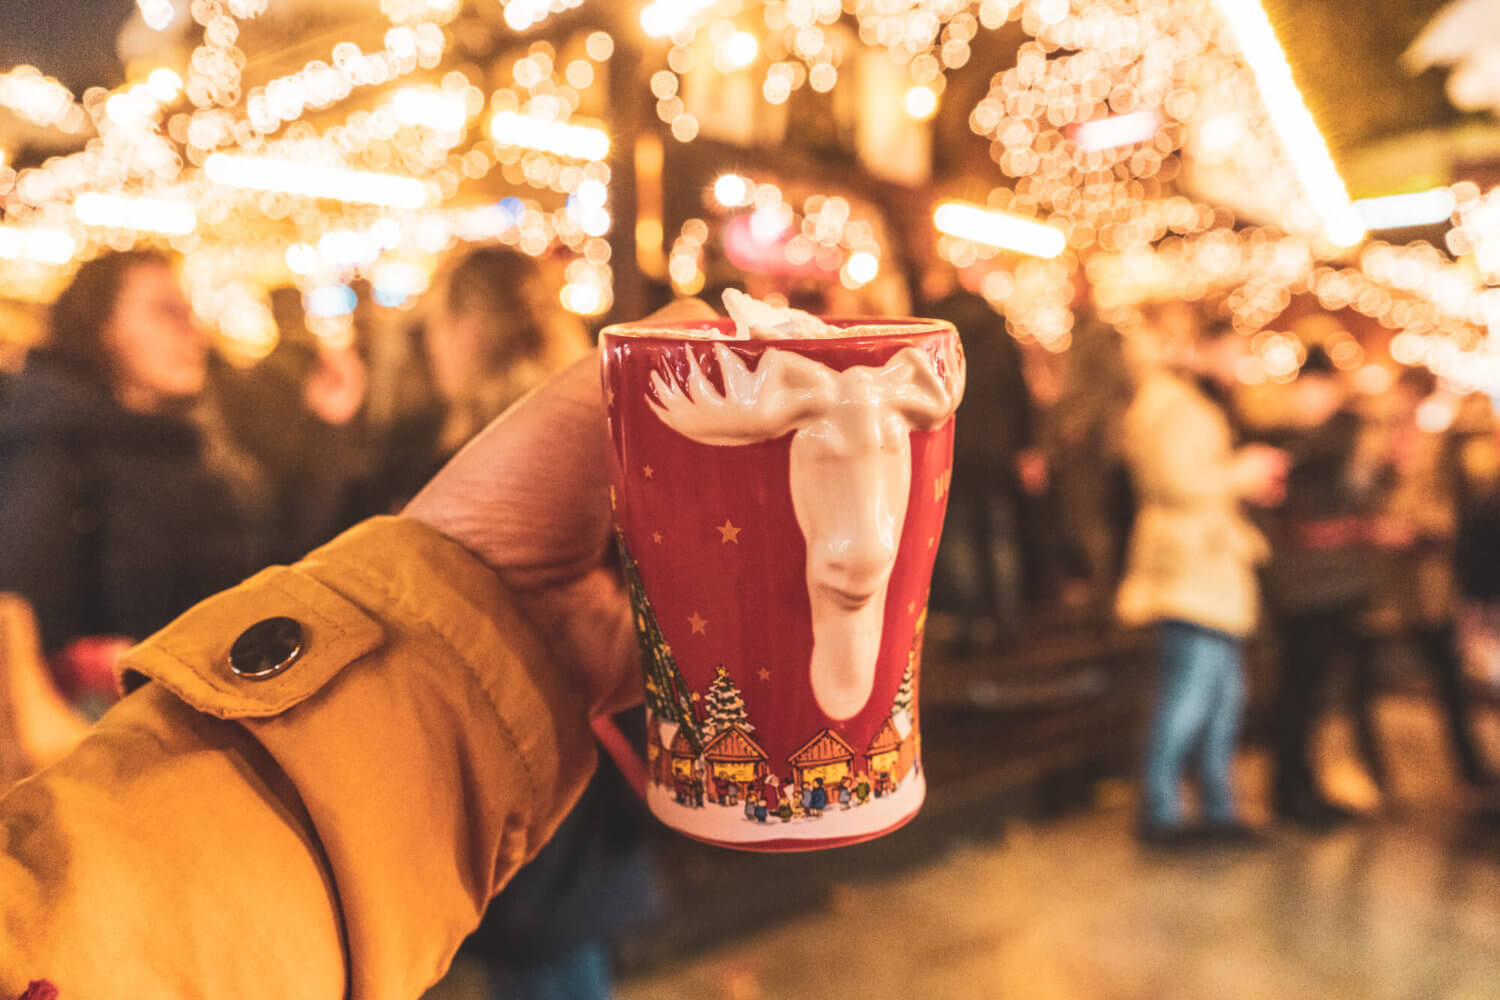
[688, 611, 708, 634]
[717, 518, 741, 543]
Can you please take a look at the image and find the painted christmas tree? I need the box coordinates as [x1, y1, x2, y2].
[893, 658, 915, 716]
[702, 664, 755, 740]
[894, 606, 924, 717]
[617, 529, 704, 753]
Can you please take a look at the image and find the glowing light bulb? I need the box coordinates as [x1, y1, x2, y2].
[138, 0, 175, 30]
[147, 68, 183, 102]
[904, 84, 938, 120]
[561, 281, 607, 315]
[845, 250, 879, 285]
[721, 31, 758, 70]
[575, 177, 608, 208]
[713, 173, 751, 207]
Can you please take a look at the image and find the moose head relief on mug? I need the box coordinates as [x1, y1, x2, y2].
[602, 291, 965, 851]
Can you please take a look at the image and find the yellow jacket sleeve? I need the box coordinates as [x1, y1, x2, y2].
[0, 517, 598, 1000]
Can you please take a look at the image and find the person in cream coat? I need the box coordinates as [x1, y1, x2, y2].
[1116, 305, 1287, 846]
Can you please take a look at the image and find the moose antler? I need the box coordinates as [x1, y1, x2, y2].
[649, 344, 838, 445]
[874, 345, 966, 431]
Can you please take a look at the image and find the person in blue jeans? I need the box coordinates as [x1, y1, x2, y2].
[1143, 621, 1245, 835]
[1116, 307, 1288, 846]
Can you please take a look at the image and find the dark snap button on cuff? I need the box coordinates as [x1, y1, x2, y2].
[229, 617, 304, 680]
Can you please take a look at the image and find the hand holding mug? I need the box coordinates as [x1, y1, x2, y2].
[404, 299, 718, 718]
[1235, 443, 1289, 507]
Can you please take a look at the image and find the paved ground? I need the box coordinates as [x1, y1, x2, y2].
[425, 693, 1500, 1000]
[614, 697, 1500, 1000]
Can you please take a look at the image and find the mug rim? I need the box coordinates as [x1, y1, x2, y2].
[600, 315, 956, 345]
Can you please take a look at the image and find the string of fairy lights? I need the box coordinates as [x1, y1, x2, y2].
[0, 0, 1495, 390]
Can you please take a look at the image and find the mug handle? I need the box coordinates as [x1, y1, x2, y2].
[591, 715, 649, 803]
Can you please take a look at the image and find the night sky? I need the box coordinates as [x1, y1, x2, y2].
[0, 0, 139, 91]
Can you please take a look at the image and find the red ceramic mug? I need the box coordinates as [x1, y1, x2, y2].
[601, 316, 965, 850]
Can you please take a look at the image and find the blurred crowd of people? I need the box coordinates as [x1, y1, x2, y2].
[922, 286, 1500, 846]
[3, 242, 1500, 991]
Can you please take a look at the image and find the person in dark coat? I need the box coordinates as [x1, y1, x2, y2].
[213, 287, 371, 562]
[923, 267, 1040, 651]
[0, 251, 271, 668]
[349, 247, 591, 518]
[1456, 415, 1500, 612]
[1261, 346, 1386, 829]
[1354, 369, 1496, 796]
[809, 777, 829, 816]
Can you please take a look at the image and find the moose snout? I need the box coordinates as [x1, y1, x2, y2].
[791, 426, 909, 613]
[817, 532, 896, 599]
[811, 500, 900, 611]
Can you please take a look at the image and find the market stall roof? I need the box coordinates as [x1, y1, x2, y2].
[0, 0, 1494, 389]
[1269, 0, 1500, 196]
[0, 0, 136, 94]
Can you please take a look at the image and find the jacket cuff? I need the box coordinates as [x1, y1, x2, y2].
[116, 515, 597, 874]
[292, 516, 597, 839]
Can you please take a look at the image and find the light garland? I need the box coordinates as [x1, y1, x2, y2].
[0, 0, 1449, 363]
[668, 217, 708, 294]
[184, 1, 253, 113]
[976, 253, 1075, 350]
[243, 25, 446, 139]
[0, 66, 86, 131]
[698, 172, 888, 289]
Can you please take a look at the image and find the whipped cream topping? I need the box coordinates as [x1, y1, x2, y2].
[721, 288, 842, 339]
[611, 290, 945, 340]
